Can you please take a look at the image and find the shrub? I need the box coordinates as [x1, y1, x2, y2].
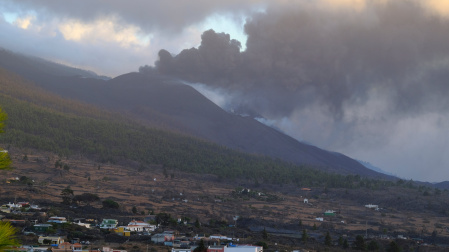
[102, 199, 120, 209]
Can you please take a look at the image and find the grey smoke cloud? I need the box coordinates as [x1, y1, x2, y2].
[157, 1, 449, 117]
[153, 1, 449, 181]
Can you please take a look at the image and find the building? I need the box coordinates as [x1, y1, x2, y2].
[114, 227, 131, 237]
[48, 216, 67, 224]
[172, 249, 193, 252]
[38, 236, 64, 245]
[324, 210, 336, 216]
[365, 204, 379, 210]
[74, 220, 91, 229]
[208, 245, 225, 252]
[151, 231, 175, 244]
[34, 224, 53, 232]
[51, 242, 82, 251]
[100, 219, 118, 229]
[224, 245, 263, 252]
[209, 234, 232, 240]
[126, 220, 156, 232]
[103, 247, 128, 252]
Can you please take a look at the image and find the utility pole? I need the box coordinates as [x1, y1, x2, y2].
[366, 220, 368, 238]
[233, 216, 239, 228]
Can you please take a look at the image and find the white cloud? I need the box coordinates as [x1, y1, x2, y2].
[13, 15, 33, 29]
[58, 16, 149, 48]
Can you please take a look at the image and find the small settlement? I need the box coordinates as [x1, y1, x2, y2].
[0, 200, 264, 252]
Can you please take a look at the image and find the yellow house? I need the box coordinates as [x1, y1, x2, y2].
[114, 227, 130, 237]
[38, 236, 64, 245]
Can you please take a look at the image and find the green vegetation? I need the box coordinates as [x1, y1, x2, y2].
[193, 239, 206, 252]
[387, 241, 401, 252]
[102, 199, 120, 209]
[0, 96, 400, 187]
[367, 240, 380, 251]
[302, 229, 308, 243]
[72, 193, 100, 205]
[324, 231, 332, 246]
[353, 235, 366, 250]
[61, 186, 74, 205]
[0, 107, 6, 134]
[262, 227, 268, 240]
[0, 221, 19, 250]
[0, 106, 12, 170]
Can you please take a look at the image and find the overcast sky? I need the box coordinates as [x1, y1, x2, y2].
[1, 0, 449, 182]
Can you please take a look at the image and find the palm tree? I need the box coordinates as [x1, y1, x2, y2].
[0, 221, 19, 251]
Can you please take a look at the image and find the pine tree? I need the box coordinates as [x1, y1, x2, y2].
[324, 231, 332, 246]
[338, 236, 343, 246]
[343, 239, 349, 249]
[354, 235, 366, 250]
[194, 239, 207, 252]
[61, 186, 74, 205]
[367, 240, 380, 251]
[302, 229, 308, 243]
[262, 227, 268, 240]
[387, 241, 401, 252]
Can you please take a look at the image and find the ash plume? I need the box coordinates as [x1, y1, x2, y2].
[156, 1, 449, 117]
[149, 1, 449, 181]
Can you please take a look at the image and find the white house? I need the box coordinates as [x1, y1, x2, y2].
[224, 244, 263, 252]
[365, 204, 379, 210]
[126, 220, 156, 232]
[172, 248, 193, 252]
[48, 216, 67, 223]
[6, 202, 21, 209]
[74, 220, 91, 228]
[100, 219, 118, 229]
[209, 234, 232, 240]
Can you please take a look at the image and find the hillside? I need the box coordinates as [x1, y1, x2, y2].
[0, 48, 388, 177]
[435, 181, 449, 190]
[1, 67, 387, 188]
[0, 49, 389, 178]
[0, 48, 108, 80]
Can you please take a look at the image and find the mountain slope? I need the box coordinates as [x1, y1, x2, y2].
[435, 181, 449, 190]
[1, 66, 394, 188]
[0, 48, 108, 80]
[0, 49, 389, 178]
[23, 71, 384, 177]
